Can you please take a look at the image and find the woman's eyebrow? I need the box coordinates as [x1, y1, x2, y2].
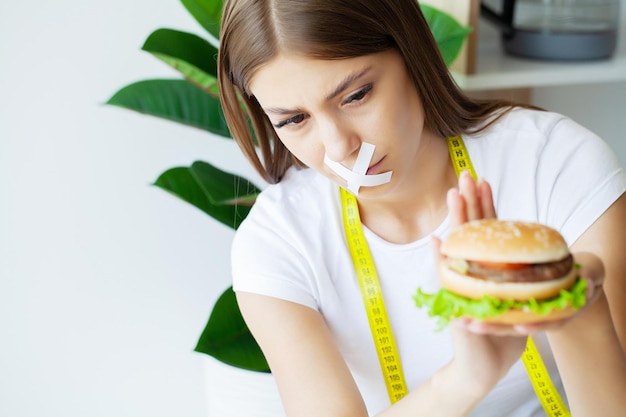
[264, 105, 304, 116]
[262, 66, 373, 116]
[325, 66, 372, 101]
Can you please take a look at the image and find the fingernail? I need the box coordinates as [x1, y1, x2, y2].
[447, 188, 457, 204]
[513, 325, 532, 335]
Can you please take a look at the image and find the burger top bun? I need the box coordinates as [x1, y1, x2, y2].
[441, 219, 570, 264]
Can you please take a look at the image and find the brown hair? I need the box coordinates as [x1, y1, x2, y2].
[219, 0, 528, 184]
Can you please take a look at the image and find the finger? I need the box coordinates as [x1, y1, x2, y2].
[514, 320, 568, 334]
[458, 170, 482, 220]
[477, 178, 497, 219]
[447, 187, 467, 229]
[431, 235, 443, 264]
[454, 317, 526, 337]
[572, 252, 605, 304]
[573, 252, 605, 287]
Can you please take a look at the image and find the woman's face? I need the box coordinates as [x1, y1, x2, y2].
[249, 49, 434, 197]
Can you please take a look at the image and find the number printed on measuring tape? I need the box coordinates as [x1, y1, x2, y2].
[446, 136, 477, 181]
[523, 337, 571, 417]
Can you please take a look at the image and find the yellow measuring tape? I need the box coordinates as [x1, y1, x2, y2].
[523, 336, 571, 416]
[341, 188, 408, 403]
[340, 136, 570, 415]
[446, 135, 478, 181]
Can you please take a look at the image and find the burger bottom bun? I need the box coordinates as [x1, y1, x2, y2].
[477, 305, 578, 325]
[439, 265, 578, 301]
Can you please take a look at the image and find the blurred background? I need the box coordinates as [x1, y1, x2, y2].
[1, 1, 625, 416]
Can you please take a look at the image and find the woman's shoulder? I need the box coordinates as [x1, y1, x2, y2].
[231, 168, 339, 310]
[479, 107, 570, 138]
[467, 107, 618, 160]
[465, 107, 624, 244]
[253, 167, 335, 215]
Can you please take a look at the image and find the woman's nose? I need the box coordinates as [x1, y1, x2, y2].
[320, 120, 360, 163]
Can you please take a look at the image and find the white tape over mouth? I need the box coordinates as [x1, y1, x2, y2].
[324, 142, 392, 195]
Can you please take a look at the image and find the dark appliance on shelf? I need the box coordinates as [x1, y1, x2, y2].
[480, 0, 621, 61]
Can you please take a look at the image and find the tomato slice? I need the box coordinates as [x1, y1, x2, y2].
[470, 260, 529, 270]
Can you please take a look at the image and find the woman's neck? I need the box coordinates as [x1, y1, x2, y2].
[356, 133, 458, 244]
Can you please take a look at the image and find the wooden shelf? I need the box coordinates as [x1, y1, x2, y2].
[453, 22, 626, 91]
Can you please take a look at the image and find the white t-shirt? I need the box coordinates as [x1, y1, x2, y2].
[232, 108, 626, 416]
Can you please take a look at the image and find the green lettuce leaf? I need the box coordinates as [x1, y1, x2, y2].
[413, 278, 588, 330]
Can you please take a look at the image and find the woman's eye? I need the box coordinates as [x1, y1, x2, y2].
[274, 114, 307, 129]
[344, 84, 373, 105]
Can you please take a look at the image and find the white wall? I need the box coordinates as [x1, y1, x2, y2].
[1, 1, 259, 416]
[1, 1, 625, 417]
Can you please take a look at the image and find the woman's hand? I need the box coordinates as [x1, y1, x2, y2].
[434, 171, 526, 393]
[447, 170, 497, 227]
[445, 319, 528, 396]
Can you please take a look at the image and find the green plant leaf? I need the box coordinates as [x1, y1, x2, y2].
[181, 0, 223, 40]
[142, 28, 219, 95]
[190, 161, 260, 205]
[153, 165, 251, 230]
[195, 287, 270, 372]
[421, 4, 473, 67]
[414, 277, 588, 330]
[106, 79, 230, 137]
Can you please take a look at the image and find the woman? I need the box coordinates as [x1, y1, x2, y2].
[218, 0, 626, 416]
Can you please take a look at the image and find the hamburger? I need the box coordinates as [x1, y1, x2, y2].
[414, 219, 588, 327]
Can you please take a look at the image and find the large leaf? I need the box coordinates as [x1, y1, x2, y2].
[106, 79, 230, 137]
[142, 28, 219, 95]
[181, 0, 223, 40]
[195, 287, 270, 372]
[421, 4, 472, 67]
[190, 161, 259, 206]
[153, 165, 251, 230]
